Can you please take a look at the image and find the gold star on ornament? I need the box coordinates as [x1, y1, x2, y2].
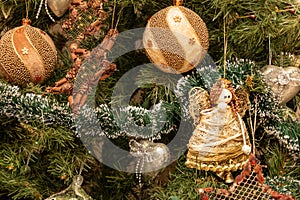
[173, 15, 182, 23]
[21, 47, 29, 55]
[189, 38, 196, 45]
[147, 40, 153, 47]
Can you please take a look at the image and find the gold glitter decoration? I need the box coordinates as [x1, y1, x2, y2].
[62, 0, 107, 41]
[0, 19, 57, 86]
[198, 154, 296, 200]
[173, 15, 182, 22]
[143, 5, 209, 74]
[189, 38, 196, 45]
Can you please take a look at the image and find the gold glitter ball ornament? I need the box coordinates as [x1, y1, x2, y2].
[0, 18, 57, 86]
[143, 1, 209, 74]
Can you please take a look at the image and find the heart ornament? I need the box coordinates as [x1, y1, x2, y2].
[261, 65, 300, 104]
[47, 0, 71, 17]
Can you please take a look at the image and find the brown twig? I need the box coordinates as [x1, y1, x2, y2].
[46, 29, 118, 113]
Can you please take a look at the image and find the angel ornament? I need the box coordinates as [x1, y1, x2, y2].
[186, 78, 251, 183]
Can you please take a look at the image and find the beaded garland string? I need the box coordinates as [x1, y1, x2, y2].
[36, 0, 56, 22]
[129, 139, 170, 187]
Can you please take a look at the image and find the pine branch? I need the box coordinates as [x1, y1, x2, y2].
[149, 155, 227, 200]
[0, 81, 73, 129]
[186, 0, 300, 63]
[264, 145, 300, 198]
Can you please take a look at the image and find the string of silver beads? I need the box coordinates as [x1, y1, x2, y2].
[35, 0, 55, 22]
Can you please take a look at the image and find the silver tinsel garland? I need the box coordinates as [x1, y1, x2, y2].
[0, 60, 299, 147]
[0, 82, 172, 140]
[0, 82, 73, 128]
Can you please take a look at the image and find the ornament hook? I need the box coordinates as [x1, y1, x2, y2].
[173, 0, 183, 6]
[22, 18, 31, 25]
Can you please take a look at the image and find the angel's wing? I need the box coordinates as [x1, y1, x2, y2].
[235, 87, 250, 117]
[188, 87, 210, 124]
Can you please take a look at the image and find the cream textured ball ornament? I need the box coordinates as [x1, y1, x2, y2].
[0, 18, 57, 86]
[261, 65, 300, 104]
[143, 0, 209, 74]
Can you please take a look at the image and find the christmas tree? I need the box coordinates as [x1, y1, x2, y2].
[0, 0, 299, 199]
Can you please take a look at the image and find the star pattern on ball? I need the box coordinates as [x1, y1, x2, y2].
[147, 40, 153, 47]
[173, 15, 182, 23]
[189, 38, 196, 45]
[190, 60, 197, 66]
[160, 63, 170, 69]
[21, 47, 29, 55]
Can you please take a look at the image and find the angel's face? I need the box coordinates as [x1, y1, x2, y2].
[217, 89, 232, 104]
